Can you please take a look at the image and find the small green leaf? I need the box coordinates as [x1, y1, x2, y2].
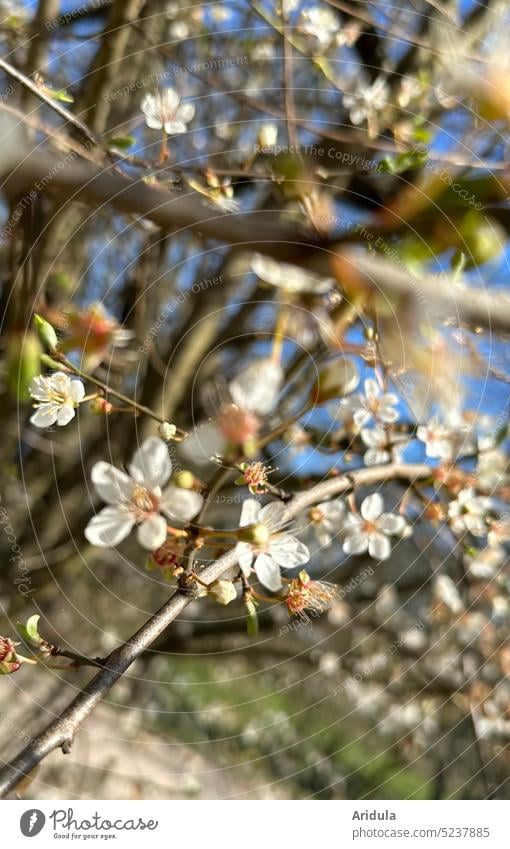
[379, 149, 428, 175]
[18, 614, 43, 647]
[42, 85, 74, 103]
[107, 135, 136, 150]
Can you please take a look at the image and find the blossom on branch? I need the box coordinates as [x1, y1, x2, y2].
[29, 372, 85, 427]
[340, 378, 399, 429]
[85, 437, 203, 549]
[235, 499, 310, 591]
[342, 493, 409, 561]
[141, 88, 195, 135]
[307, 500, 346, 547]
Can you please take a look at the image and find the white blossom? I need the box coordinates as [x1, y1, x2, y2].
[251, 254, 335, 294]
[257, 122, 278, 149]
[299, 6, 339, 49]
[29, 372, 85, 428]
[235, 499, 310, 591]
[448, 487, 493, 537]
[477, 448, 510, 491]
[308, 500, 346, 547]
[181, 358, 283, 465]
[141, 89, 195, 135]
[417, 416, 453, 460]
[341, 378, 399, 429]
[342, 493, 408, 561]
[343, 77, 389, 137]
[85, 437, 203, 549]
[229, 357, 284, 416]
[361, 426, 406, 465]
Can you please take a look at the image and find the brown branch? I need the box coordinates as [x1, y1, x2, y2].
[0, 461, 430, 797]
[0, 59, 99, 147]
[2, 144, 510, 334]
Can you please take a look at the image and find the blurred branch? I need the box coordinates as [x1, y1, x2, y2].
[3, 146, 510, 333]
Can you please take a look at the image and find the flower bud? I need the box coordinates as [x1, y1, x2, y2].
[40, 353, 64, 370]
[33, 313, 59, 353]
[6, 331, 42, 401]
[237, 522, 270, 545]
[172, 470, 196, 490]
[208, 579, 237, 605]
[0, 637, 21, 674]
[159, 421, 177, 441]
[90, 397, 113, 415]
[258, 122, 278, 149]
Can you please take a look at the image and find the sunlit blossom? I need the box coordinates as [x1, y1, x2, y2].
[307, 500, 346, 547]
[85, 437, 203, 549]
[29, 372, 85, 428]
[448, 486, 493, 537]
[342, 494, 408, 561]
[341, 378, 399, 429]
[141, 88, 195, 135]
[235, 499, 309, 591]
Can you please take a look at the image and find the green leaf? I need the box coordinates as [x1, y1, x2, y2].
[44, 86, 74, 103]
[107, 135, 136, 150]
[18, 614, 43, 647]
[379, 149, 428, 175]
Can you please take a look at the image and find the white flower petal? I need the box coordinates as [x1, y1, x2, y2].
[56, 402, 76, 426]
[368, 532, 391, 560]
[30, 405, 58, 427]
[69, 379, 85, 403]
[91, 462, 132, 504]
[254, 552, 282, 591]
[379, 512, 407, 535]
[129, 437, 171, 488]
[29, 375, 51, 401]
[137, 513, 167, 550]
[343, 532, 368, 555]
[239, 498, 262, 527]
[378, 406, 399, 424]
[145, 115, 163, 130]
[164, 120, 186, 135]
[229, 358, 283, 415]
[160, 485, 203, 521]
[176, 102, 195, 123]
[267, 534, 310, 569]
[235, 541, 254, 575]
[259, 500, 287, 532]
[361, 493, 384, 521]
[180, 421, 225, 465]
[84, 506, 134, 547]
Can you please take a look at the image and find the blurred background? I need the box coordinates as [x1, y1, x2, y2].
[1, 0, 510, 799]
